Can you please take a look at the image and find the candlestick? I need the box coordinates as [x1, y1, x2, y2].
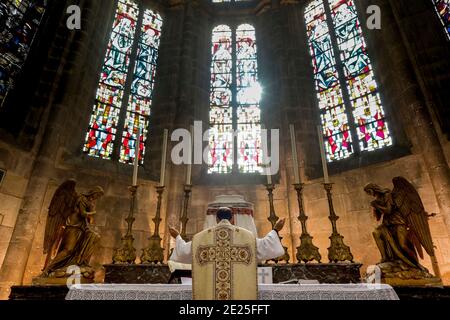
[294, 183, 321, 263]
[265, 183, 290, 264]
[132, 128, 141, 186]
[180, 184, 193, 241]
[160, 129, 168, 187]
[324, 183, 354, 263]
[112, 186, 138, 264]
[317, 125, 330, 184]
[290, 125, 301, 184]
[141, 186, 166, 264]
[186, 125, 194, 185]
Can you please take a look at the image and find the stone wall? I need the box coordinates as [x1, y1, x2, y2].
[0, 143, 34, 269]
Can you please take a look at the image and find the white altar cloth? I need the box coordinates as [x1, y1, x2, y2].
[65, 284, 399, 300]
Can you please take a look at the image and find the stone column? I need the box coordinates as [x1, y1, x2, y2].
[360, 0, 450, 236]
[0, 175, 49, 298]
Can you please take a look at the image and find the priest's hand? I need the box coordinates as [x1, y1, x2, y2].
[169, 227, 180, 239]
[274, 218, 286, 232]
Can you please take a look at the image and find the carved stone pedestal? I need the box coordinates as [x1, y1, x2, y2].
[370, 261, 442, 287]
[104, 264, 171, 284]
[267, 263, 363, 284]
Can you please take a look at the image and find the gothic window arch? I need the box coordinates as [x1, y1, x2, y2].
[83, 0, 163, 165]
[305, 0, 392, 163]
[0, 0, 47, 107]
[208, 24, 262, 174]
[432, 0, 450, 39]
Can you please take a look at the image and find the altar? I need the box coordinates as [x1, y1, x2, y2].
[65, 284, 399, 300]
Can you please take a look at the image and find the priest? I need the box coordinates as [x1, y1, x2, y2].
[169, 207, 285, 264]
[169, 207, 285, 300]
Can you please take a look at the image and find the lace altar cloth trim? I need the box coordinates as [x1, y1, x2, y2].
[65, 284, 399, 300]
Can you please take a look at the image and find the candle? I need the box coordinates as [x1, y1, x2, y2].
[186, 125, 194, 185]
[266, 165, 273, 185]
[290, 124, 301, 184]
[132, 128, 141, 186]
[317, 125, 330, 184]
[160, 129, 169, 187]
[261, 124, 272, 185]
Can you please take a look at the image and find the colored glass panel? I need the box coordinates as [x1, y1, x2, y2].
[209, 25, 233, 174]
[84, 1, 163, 164]
[305, 0, 392, 162]
[120, 9, 163, 164]
[84, 0, 139, 159]
[329, 0, 392, 153]
[305, 0, 352, 161]
[236, 24, 262, 174]
[0, 0, 46, 105]
[208, 24, 262, 174]
[433, 0, 450, 38]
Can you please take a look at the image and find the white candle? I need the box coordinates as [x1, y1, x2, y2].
[186, 125, 194, 185]
[317, 125, 330, 184]
[290, 124, 301, 184]
[160, 129, 169, 187]
[261, 124, 272, 185]
[132, 128, 141, 186]
[266, 166, 273, 185]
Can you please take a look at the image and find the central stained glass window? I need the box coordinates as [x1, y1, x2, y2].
[305, 0, 392, 163]
[83, 0, 163, 165]
[209, 24, 262, 174]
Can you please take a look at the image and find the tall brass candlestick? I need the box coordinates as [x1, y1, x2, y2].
[112, 186, 138, 264]
[324, 183, 354, 263]
[265, 184, 290, 264]
[141, 186, 166, 264]
[132, 128, 141, 186]
[294, 183, 322, 263]
[180, 184, 193, 241]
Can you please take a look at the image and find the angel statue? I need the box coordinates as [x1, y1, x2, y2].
[38, 180, 104, 282]
[364, 177, 441, 285]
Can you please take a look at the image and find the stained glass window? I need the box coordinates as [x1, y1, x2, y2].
[208, 24, 262, 174]
[119, 9, 163, 164]
[432, 0, 450, 39]
[84, 0, 163, 165]
[0, 0, 47, 107]
[305, 0, 392, 162]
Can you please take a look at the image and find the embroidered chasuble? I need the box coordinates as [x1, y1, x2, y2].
[192, 220, 257, 300]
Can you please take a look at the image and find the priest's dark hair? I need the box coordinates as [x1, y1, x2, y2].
[216, 207, 233, 221]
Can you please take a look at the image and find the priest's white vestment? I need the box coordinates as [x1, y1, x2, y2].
[170, 224, 284, 264]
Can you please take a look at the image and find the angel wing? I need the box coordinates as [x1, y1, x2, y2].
[392, 176, 435, 259]
[43, 179, 78, 255]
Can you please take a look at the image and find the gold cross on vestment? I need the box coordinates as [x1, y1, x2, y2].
[196, 227, 252, 300]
